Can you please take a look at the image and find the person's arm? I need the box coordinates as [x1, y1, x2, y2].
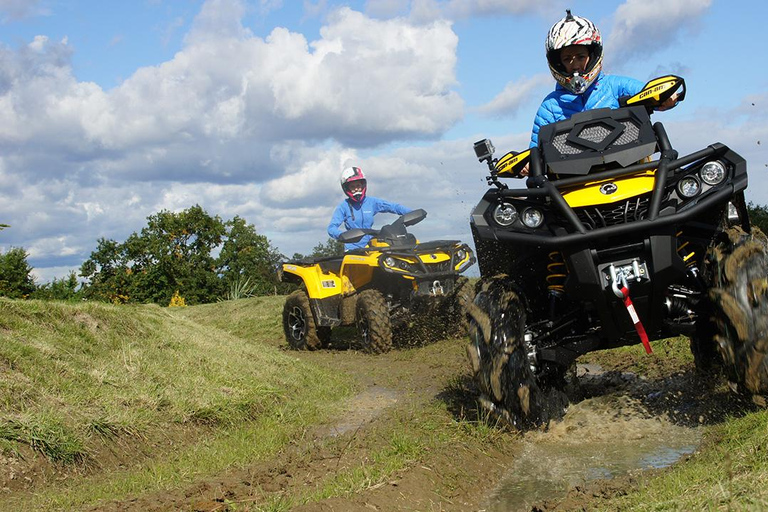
[327, 203, 346, 239]
[530, 99, 557, 148]
[616, 75, 645, 98]
[374, 198, 411, 216]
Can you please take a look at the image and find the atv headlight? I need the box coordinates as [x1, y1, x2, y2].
[493, 203, 518, 227]
[700, 161, 726, 185]
[522, 208, 544, 228]
[456, 248, 467, 261]
[678, 176, 701, 198]
[384, 257, 396, 268]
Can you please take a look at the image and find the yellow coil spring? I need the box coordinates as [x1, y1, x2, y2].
[676, 231, 697, 269]
[546, 251, 567, 293]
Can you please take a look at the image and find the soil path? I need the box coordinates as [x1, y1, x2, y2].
[85, 333, 756, 511]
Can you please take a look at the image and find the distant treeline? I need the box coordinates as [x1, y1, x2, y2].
[2, 203, 767, 304]
[0, 205, 342, 304]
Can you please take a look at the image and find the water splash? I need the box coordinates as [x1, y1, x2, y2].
[484, 394, 701, 511]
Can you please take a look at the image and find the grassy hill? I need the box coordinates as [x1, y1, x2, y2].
[1, 296, 768, 510]
[0, 296, 352, 510]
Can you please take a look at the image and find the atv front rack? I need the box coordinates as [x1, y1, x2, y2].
[472, 122, 749, 248]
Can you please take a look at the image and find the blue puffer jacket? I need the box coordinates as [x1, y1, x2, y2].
[327, 196, 412, 251]
[530, 72, 644, 147]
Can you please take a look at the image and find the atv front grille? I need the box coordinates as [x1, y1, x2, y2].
[422, 260, 452, 273]
[575, 194, 650, 230]
[552, 120, 642, 155]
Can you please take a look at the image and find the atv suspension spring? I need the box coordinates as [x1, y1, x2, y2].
[676, 231, 698, 274]
[546, 251, 567, 295]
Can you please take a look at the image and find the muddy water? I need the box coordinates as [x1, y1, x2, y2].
[484, 393, 701, 511]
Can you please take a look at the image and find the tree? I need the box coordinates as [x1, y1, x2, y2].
[131, 205, 226, 304]
[217, 216, 286, 296]
[81, 206, 226, 305]
[748, 202, 768, 234]
[31, 271, 82, 301]
[311, 238, 344, 258]
[0, 247, 36, 299]
[80, 237, 133, 303]
[80, 206, 291, 304]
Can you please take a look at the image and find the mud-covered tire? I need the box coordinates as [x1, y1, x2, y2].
[283, 290, 323, 351]
[690, 298, 721, 373]
[466, 276, 568, 429]
[704, 226, 768, 395]
[442, 276, 476, 338]
[356, 290, 393, 354]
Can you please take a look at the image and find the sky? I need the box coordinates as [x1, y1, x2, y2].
[1, 0, 767, 284]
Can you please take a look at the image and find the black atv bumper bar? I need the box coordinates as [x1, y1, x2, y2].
[474, 142, 748, 248]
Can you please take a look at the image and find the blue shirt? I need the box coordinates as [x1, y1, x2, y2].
[530, 72, 644, 147]
[327, 196, 412, 250]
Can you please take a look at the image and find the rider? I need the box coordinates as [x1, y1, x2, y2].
[328, 166, 412, 251]
[530, 10, 678, 148]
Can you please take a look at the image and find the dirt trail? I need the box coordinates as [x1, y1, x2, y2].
[7, 329, 758, 511]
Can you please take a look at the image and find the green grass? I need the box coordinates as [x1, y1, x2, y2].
[2, 294, 768, 511]
[0, 296, 352, 511]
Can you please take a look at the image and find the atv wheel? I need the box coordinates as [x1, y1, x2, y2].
[689, 298, 721, 373]
[705, 226, 768, 395]
[445, 276, 476, 338]
[283, 290, 324, 351]
[355, 290, 393, 354]
[466, 276, 568, 429]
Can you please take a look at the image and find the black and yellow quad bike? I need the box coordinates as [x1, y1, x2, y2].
[279, 209, 476, 353]
[467, 75, 768, 429]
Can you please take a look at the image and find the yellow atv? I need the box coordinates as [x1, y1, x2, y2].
[279, 209, 476, 353]
[468, 76, 768, 428]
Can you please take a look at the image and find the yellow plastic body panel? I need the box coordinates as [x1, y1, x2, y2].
[563, 171, 656, 208]
[281, 263, 342, 299]
[418, 253, 450, 263]
[339, 253, 379, 294]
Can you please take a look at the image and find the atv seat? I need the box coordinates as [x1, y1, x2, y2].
[375, 233, 418, 249]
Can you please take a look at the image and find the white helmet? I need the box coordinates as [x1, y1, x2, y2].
[340, 166, 367, 203]
[545, 10, 603, 94]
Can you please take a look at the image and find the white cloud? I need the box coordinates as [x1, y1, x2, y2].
[607, 0, 712, 64]
[0, 0, 50, 22]
[477, 74, 551, 117]
[0, 1, 467, 279]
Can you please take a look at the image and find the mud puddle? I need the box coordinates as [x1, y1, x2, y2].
[483, 393, 701, 511]
[321, 385, 400, 437]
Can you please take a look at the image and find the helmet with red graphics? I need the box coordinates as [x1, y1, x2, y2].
[545, 10, 603, 94]
[340, 166, 367, 203]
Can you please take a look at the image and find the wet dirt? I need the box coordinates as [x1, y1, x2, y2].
[483, 393, 701, 511]
[3, 328, 761, 511]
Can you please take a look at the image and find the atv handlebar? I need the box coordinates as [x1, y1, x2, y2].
[337, 209, 428, 244]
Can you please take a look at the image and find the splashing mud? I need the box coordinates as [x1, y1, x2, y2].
[483, 394, 701, 511]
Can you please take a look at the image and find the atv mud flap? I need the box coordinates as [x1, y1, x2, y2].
[309, 296, 343, 328]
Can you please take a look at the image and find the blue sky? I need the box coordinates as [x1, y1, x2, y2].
[1, 0, 767, 283]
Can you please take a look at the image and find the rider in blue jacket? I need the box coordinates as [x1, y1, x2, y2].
[530, 10, 676, 148]
[328, 166, 411, 251]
